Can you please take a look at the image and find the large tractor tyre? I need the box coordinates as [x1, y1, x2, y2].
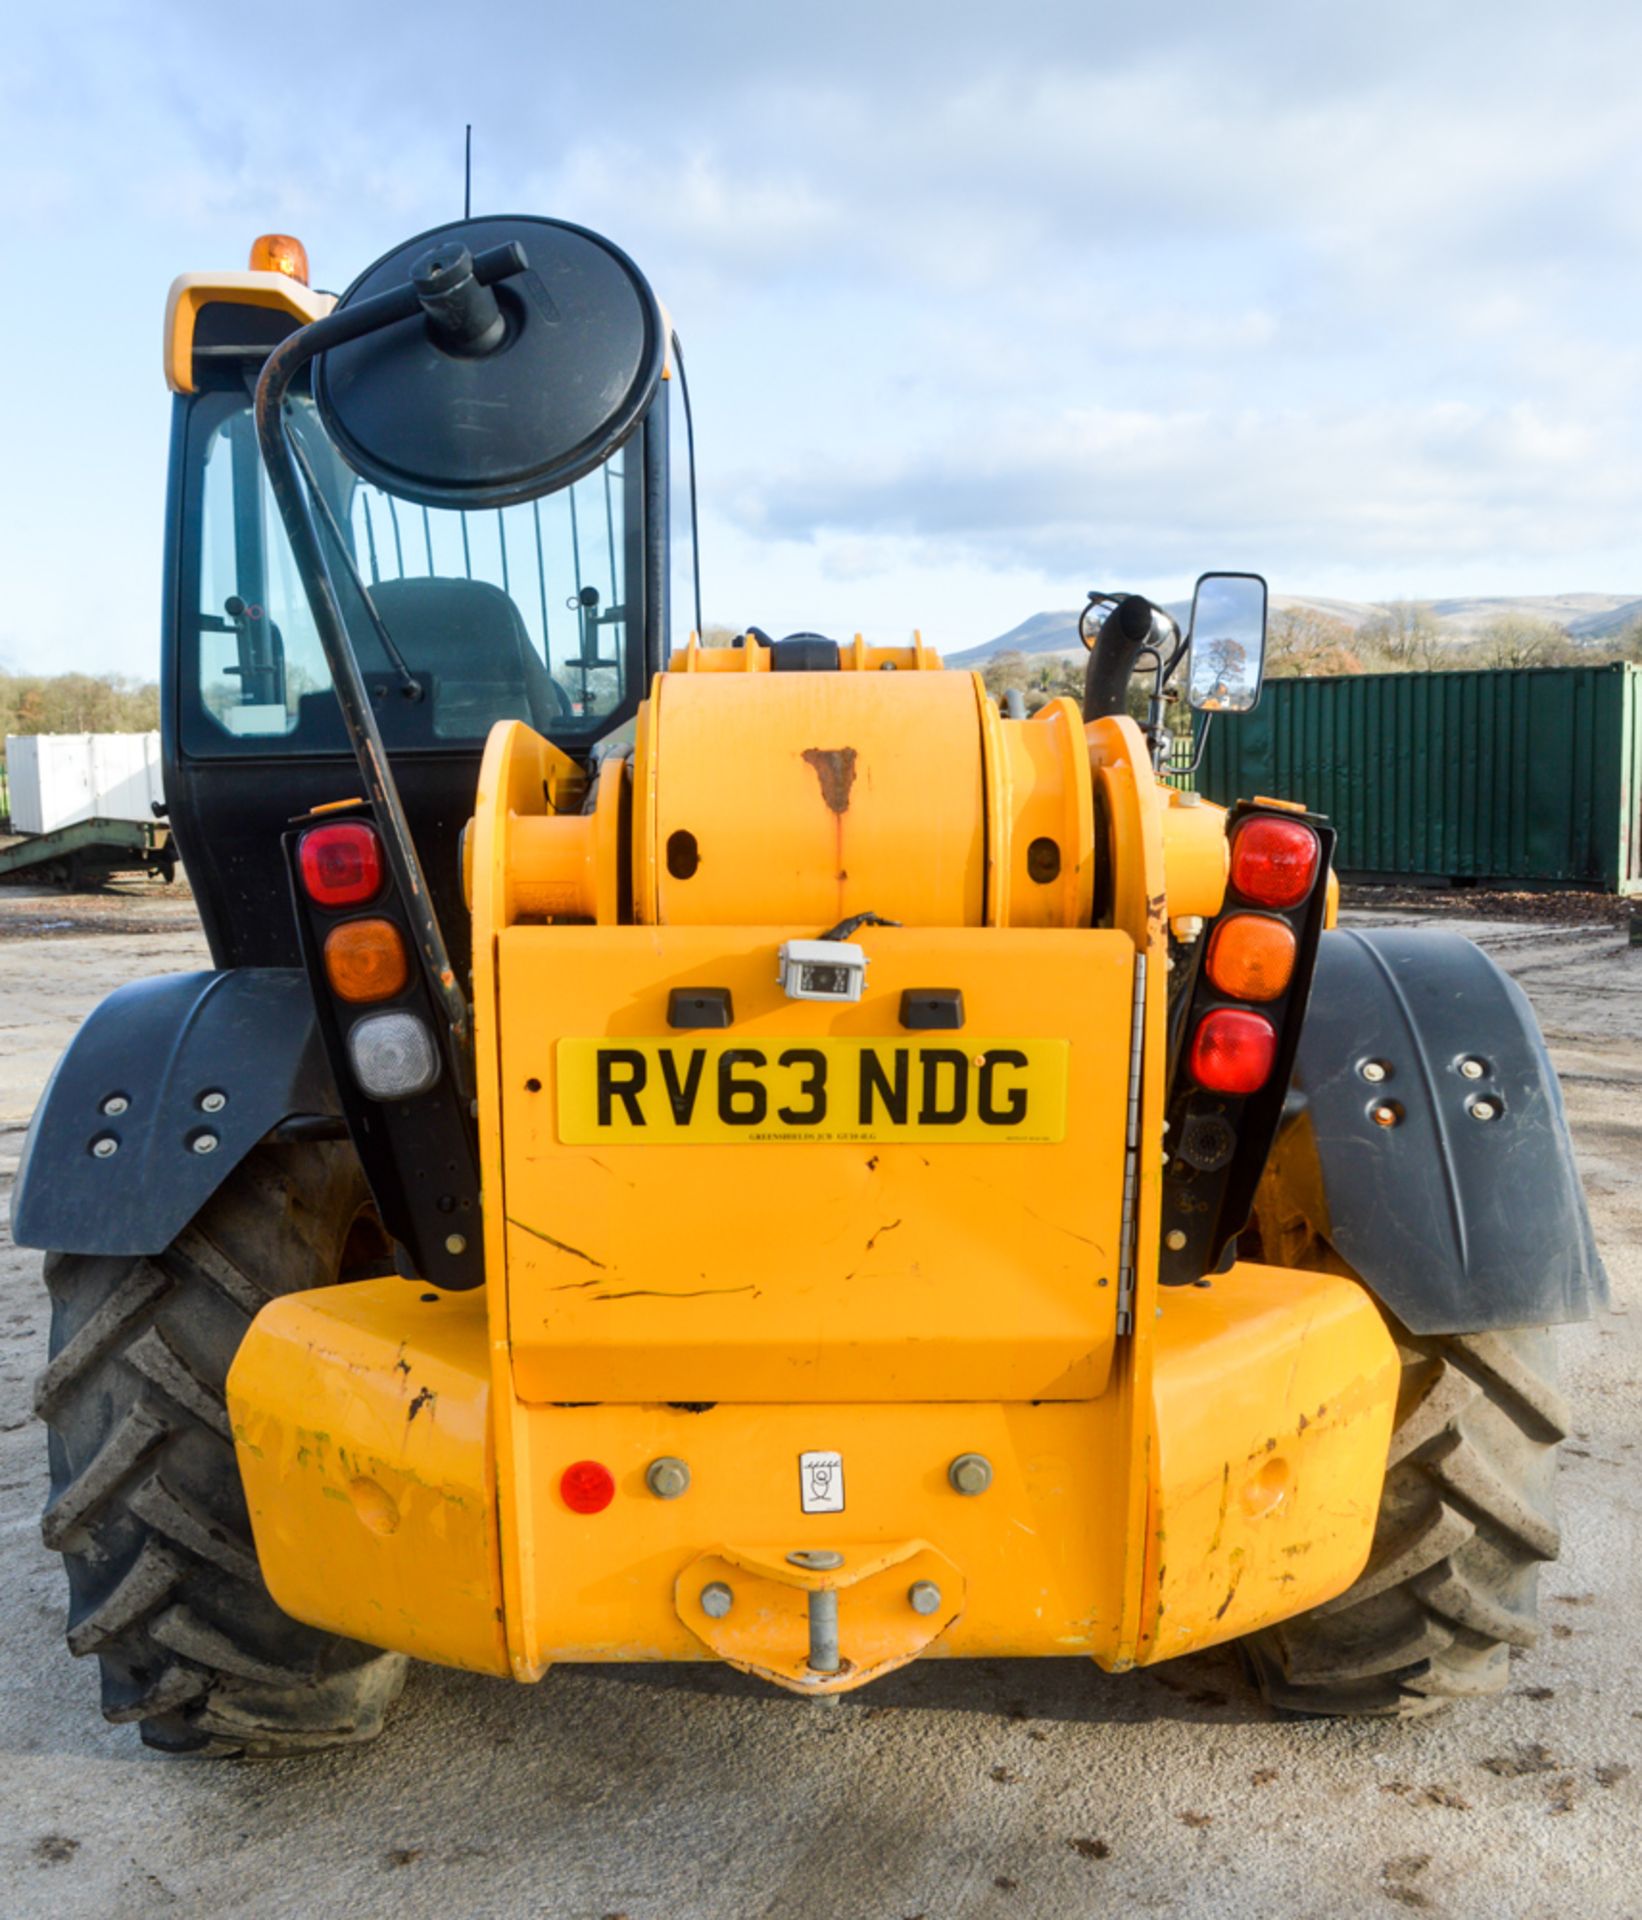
[1242, 1322, 1566, 1718]
[35, 1141, 408, 1756]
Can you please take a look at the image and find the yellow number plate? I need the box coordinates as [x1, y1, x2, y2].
[555, 1038, 1069, 1145]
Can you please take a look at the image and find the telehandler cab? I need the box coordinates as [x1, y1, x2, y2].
[17, 216, 1605, 1753]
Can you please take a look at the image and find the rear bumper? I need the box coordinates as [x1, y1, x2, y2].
[226, 1261, 1398, 1691]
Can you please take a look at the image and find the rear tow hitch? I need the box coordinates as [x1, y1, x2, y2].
[676, 1540, 963, 1695]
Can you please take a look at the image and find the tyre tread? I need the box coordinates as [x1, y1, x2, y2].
[36, 1142, 407, 1756]
[1246, 1325, 1560, 1719]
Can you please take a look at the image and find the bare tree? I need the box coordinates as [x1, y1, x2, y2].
[1467, 616, 1573, 670]
[1358, 600, 1447, 672]
[1265, 607, 1364, 679]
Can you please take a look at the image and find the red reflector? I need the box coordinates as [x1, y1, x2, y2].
[299, 821, 382, 907]
[1230, 816, 1319, 909]
[1189, 1007, 1279, 1095]
[560, 1460, 616, 1514]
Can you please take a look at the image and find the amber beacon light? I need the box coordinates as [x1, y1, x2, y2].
[249, 232, 310, 284]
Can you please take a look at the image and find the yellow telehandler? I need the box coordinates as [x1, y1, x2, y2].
[16, 217, 1603, 1751]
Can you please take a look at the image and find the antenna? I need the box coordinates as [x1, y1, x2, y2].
[464, 124, 472, 220]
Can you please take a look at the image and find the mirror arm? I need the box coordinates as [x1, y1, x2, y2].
[285, 431, 424, 701]
[1132, 643, 1174, 773]
[251, 244, 530, 1087]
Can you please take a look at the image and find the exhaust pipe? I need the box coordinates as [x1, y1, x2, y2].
[1081, 594, 1159, 722]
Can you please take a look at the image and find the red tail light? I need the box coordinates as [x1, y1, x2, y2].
[560, 1460, 616, 1514]
[1189, 1008, 1278, 1094]
[299, 821, 382, 907]
[1230, 816, 1319, 910]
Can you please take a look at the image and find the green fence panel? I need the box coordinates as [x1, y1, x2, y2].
[1198, 662, 1642, 892]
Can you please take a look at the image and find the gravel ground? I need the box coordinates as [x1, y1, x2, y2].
[0, 897, 1638, 1919]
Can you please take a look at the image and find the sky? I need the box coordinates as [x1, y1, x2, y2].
[4, 0, 1642, 677]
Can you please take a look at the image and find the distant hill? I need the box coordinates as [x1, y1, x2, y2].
[967, 611, 1088, 660]
[947, 593, 1642, 666]
[1566, 597, 1642, 641]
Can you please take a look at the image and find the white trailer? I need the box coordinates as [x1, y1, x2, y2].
[1, 733, 173, 888]
[5, 733, 165, 836]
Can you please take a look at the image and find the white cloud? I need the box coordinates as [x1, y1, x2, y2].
[4, 0, 1642, 674]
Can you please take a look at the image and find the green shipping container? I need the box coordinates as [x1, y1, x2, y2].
[1197, 662, 1642, 893]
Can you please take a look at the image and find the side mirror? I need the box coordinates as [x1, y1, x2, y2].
[1186, 572, 1268, 714]
[313, 215, 665, 512]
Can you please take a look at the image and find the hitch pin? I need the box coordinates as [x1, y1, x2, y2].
[788, 1549, 844, 1674]
[807, 1588, 841, 1674]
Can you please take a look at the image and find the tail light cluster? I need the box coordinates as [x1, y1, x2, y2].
[1161, 802, 1334, 1287]
[1186, 815, 1320, 1097]
[300, 822, 438, 1101]
[285, 810, 481, 1289]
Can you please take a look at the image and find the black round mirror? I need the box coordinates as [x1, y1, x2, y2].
[313, 214, 665, 511]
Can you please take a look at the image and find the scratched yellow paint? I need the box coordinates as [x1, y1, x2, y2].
[226, 1280, 509, 1676]
[224, 1259, 1394, 1683]
[1138, 1263, 1400, 1662]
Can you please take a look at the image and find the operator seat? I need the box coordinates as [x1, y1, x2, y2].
[368, 576, 571, 735]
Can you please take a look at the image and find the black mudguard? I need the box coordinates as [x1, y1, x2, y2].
[1266, 927, 1607, 1333]
[12, 969, 341, 1257]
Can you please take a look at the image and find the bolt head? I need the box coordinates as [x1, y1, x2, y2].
[100, 1094, 129, 1117]
[700, 1581, 734, 1619]
[908, 1580, 943, 1616]
[1460, 1058, 1485, 1080]
[444, 1233, 467, 1256]
[1165, 1228, 1187, 1252]
[1361, 1060, 1387, 1084]
[190, 1131, 219, 1155]
[91, 1135, 118, 1159]
[199, 1090, 227, 1113]
[949, 1452, 993, 1497]
[1371, 1104, 1399, 1128]
[646, 1456, 690, 1500]
[1469, 1098, 1500, 1122]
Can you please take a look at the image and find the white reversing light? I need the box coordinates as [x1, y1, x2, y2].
[347, 1011, 441, 1100]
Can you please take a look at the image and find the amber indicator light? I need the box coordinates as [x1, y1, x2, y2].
[323, 918, 410, 1004]
[1206, 913, 1297, 1003]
